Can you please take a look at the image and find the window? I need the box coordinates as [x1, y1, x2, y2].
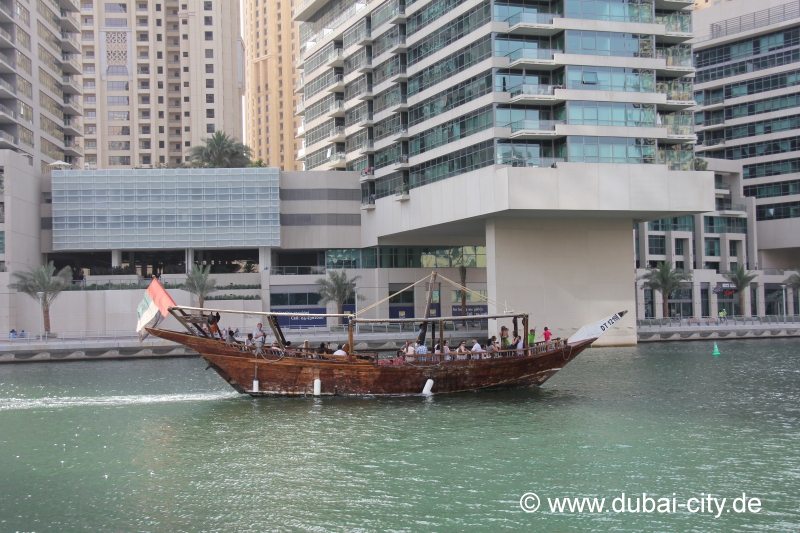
[675, 239, 684, 256]
[105, 3, 127, 12]
[204, 31, 213, 40]
[705, 238, 721, 257]
[107, 81, 129, 90]
[207, 123, 215, 133]
[204, 16, 212, 25]
[205, 49, 213, 58]
[204, 1, 212, 9]
[648, 235, 666, 255]
[729, 240, 738, 256]
[108, 156, 131, 165]
[206, 94, 214, 103]
[107, 96, 129, 105]
[206, 79, 214, 88]
[206, 109, 215, 118]
[108, 111, 130, 120]
[205, 64, 213, 73]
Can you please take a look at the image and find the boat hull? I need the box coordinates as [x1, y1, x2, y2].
[147, 328, 592, 396]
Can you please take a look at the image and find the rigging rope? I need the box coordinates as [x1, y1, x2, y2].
[436, 273, 516, 313]
[354, 273, 434, 316]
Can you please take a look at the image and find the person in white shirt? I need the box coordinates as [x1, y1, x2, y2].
[333, 344, 347, 356]
[471, 340, 484, 354]
[442, 340, 453, 361]
[252, 323, 266, 346]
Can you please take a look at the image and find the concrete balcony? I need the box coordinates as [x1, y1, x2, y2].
[509, 119, 565, 139]
[389, 65, 408, 83]
[326, 49, 345, 68]
[328, 126, 346, 143]
[392, 154, 410, 170]
[0, 26, 13, 47]
[329, 152, 347, 169]
[62, 98, 83, 116]
[0, 130, 18, 148]
[327, 100, 346, 118]
[507, 48, 561, 69]
[0, 52, 16, 72]
[0, 2, 14, 23]
[327, 74, 345, 93]
[61, 10, 81, 32]
[501, 12, 562, 37]
[60, 0, 80, 12]
[0, 102, 16, 123]
[296, 101, 305, 115]
[507, 84, 566, 105]
[359, 139, 375, 154]
[358, 113, 374, 126]
[61, 76, 83, 94]
[0, 78, 15, 98]
[388, 35, 407, 54]
[356, 84, 374, 101]
[358, 57, 374, 73]
[716, 203, 747, 217]
[61, 55, 81, 75]
[295, 123, 305, 138]
[61, 32, 81, 54]
[63, 120, 83, 136]
[297, 146, 307, 160]
[392, 127, 409, 141]
[387, 95, 408, 113]
[389, 6, 407, 24]
[64, 141, 83, 156]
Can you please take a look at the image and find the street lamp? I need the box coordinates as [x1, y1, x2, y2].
[35, 291, 44, 340]
[781, 284, 787, 323]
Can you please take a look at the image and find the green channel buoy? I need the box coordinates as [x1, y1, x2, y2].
[713, 342, 721, 356]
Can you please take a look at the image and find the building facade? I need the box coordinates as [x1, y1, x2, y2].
[243, 0, 301, 169]
[635, 0, 800, 319]
[291, 0, 715, 344]
[78, 0, 244, 169]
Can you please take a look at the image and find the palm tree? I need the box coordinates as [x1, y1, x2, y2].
[8, 262, 72, 334]
[186, 131, 252, 168]
[184, 264, 217, 308]
[247, 158, 267, 167]
[723, 265, 758, 316]
[315, 270, 361, 324]
[637, 262, 692, 318]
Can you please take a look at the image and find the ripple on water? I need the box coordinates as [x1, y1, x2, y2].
[0, 340, 798, 532]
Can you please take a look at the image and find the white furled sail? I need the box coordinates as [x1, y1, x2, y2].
[567, 311, 628, 346]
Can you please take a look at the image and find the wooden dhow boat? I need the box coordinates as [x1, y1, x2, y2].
[144, 273, 626, 396]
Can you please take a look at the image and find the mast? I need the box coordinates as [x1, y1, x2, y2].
[416, 272, 438, 345]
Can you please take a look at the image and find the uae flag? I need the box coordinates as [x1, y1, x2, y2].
[136, 278, 177, 341]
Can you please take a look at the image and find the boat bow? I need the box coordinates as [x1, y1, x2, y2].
[567, 311, 627, 346]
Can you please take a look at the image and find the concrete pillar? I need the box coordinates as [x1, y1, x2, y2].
[185, 248, 194, 273]
[709, 288, 718, 319]
[111, 250, 122, 268]
[258, 246, 272, 273]
[485, 217, 637, 347]
[789, 288, 796, 316]
[742, 284, 752, 317]
[259, 247, 271, 313]
[653, 290, 664, 318]
[692, 281, 703, 318]
[756, 283, 766, 317]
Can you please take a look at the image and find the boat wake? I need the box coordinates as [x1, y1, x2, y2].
[0, 391, 239, 411]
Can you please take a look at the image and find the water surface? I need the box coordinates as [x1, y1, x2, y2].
[0, 339, 798, 532]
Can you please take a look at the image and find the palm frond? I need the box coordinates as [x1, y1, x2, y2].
[8, 262, 72, 309]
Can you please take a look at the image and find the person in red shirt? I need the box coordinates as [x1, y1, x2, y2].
[543, 327, 552, 342]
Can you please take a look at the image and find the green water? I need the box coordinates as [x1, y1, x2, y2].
[0, 339, 798, 532]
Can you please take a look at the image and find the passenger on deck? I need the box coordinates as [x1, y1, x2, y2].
[456, 341, 468, 360]
[486, 339, 497, 359]
[253, 323, 266, 346]
[500, 327, 510, 350]
[226, 328, 237, 343]
[245, 333, 255, 347]
[333, 344, 347, 356]
[415, 342, 428, 362]
[514, 335, 524, 356]
[543, 327, 552, 342]
[471, 339, 484, 355]
[442, 340, 452, 361]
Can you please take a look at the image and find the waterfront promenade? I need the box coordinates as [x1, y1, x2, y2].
[637, 316, 800, 342]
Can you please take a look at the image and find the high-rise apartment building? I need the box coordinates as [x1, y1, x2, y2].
[293, 0, 713, 345]
[244, 0, 301, 169]
[0, 0, 83, 173]
[634, 0, 800, 319]
[79, 0, 243, 169]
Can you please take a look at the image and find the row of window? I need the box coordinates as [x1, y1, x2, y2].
[744, 179, 800, 199]
[695, 48, 800, 84]
[705, 136, 800, 160]
[694, 26, 800, 69]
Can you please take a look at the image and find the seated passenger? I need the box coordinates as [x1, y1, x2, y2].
[456, 341, 468, 360]
[333, 344, 347, 356]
